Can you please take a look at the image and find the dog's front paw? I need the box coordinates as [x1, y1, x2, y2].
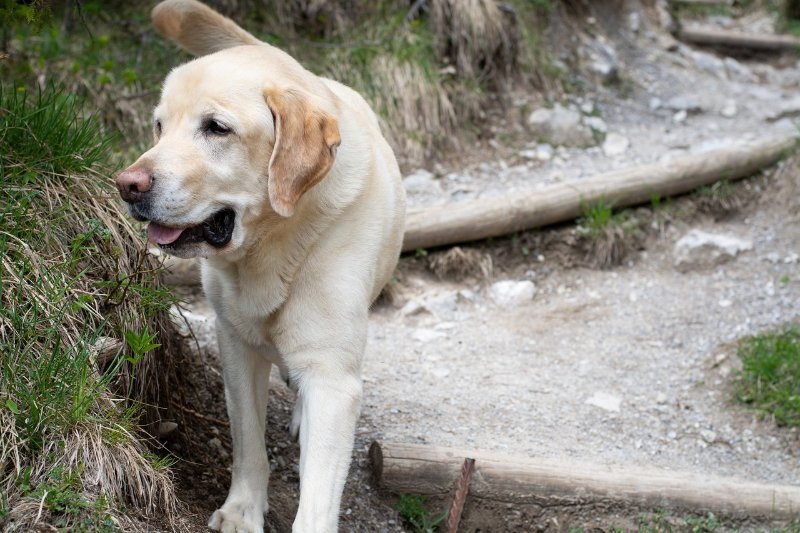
[208, 500, 265, 533]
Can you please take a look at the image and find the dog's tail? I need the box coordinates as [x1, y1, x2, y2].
[151, 0, 262, 57]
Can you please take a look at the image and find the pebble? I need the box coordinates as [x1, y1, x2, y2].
[602, 133, 630, 157]
[720, 99, 737, 118]
[489, 280, 536, 308]
[585, 392, 622, 412]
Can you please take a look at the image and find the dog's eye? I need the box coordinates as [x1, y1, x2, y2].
[203, 119, 232, 136]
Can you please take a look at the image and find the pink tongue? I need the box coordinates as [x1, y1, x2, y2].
[147, 222, 185, 245]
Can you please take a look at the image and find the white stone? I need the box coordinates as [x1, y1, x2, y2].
[721, 99, 737, 118]
[649, 96, 662, 111]
[489, 280, 536, 308]
[665, 95, 703, 114]
[528, 104, 594, 147]
[628, 12, 641, 33]
[602, 133, 630, 157]
[535, 143, 553, 161]
[673, 109, 687, 123]
[700, 429, 717, 443]
[585, 392, 622, 412]
[403, 169, 442, 199]
[673, 229, 753, 272]
[584, 116, 607, 134]
[412, 328, 446, 343]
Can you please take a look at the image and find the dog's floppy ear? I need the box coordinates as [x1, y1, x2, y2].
[264, 89, 341, 218]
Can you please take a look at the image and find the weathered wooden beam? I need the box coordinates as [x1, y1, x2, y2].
[402, 132, 797, 252]
[370, 441, 800, 518]
[679, 25, 800, 51]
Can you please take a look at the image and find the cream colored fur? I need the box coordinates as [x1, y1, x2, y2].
[122, 2, 405, 531]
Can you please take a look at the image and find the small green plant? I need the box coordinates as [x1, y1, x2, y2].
[395, 494, 447, 533]
[123, 327, 161, 366]
[577, 197, 627, 236]
[735, 325, 800, 427]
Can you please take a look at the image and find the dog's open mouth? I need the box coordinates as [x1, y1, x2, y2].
[147, 208, 235, 249]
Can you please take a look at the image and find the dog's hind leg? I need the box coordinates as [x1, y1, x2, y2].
[208, 318, 273, 533]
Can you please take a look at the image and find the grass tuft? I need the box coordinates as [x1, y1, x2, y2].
[0, 83, 180, 529]
[735, 325, 800, 427]
[576, 197, 640, 269]
[395, 494, 447, 533]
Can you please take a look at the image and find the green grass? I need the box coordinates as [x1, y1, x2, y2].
[735, 325, 800, 427]
[395, 494, 447, 533]
[0, 82, 178, 529]
[577, 197, 631, 237]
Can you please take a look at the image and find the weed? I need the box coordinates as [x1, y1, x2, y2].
[735, 325, 800, 427]
[576, 197, 640, 269]
[395, 494, 447, 533]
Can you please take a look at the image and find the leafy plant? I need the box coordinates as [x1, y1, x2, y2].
[395, 494, 447, 533]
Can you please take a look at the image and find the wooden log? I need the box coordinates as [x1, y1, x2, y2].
[679, 25, 800, 51]
[370, 441, 800, 518]
[402, 132, 797, 252]
[669, 0, 732, 5]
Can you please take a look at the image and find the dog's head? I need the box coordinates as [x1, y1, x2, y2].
[116, 46, 340, 259]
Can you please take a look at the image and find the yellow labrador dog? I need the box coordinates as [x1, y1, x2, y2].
[115, 1, 405, 531]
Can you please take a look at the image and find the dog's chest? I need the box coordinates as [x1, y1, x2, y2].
[203, 264, 287, 349]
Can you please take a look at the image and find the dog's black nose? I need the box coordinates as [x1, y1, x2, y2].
[116, 166, 153, 203]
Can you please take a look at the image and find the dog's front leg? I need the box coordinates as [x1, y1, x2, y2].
[288, 356, 363, 533]
[209, 318, 273, 533]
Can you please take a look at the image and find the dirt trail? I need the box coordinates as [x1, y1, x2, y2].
[170, 5, 800, 531]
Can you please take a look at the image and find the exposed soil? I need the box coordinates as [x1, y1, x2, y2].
[161, 4, 800, 532]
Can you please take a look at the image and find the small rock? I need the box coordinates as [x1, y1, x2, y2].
[656, 393, 668, 404]
[785, 252, 799, 264]
[673, 109, 687, 123]
[412, 328, 446, 343]
[720, 99, 737, 118]
[400, 299, 427, 317]
[700, 429, 717, 443]
[584, 116, 607, 134]
[673, 229, 753, 272]
[628, 12, 640, 33]
[403, 169, 443, 199]
[580, 101, 595, 115]
[585, 392, 622, 412]
[649, 96, 662, 111]
[582, 38, 619, 82]
[665, 95, 703, 114]
[602, 133, 630, 157]
[489, 280, 536, 308]
[528, 104, 594, 147]
[535, 143, 554, 161]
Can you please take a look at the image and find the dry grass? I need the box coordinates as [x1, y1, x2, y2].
[430, 0, 516, 83]
[427, 246, 493, 281]
[0, 85, 181, 529]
